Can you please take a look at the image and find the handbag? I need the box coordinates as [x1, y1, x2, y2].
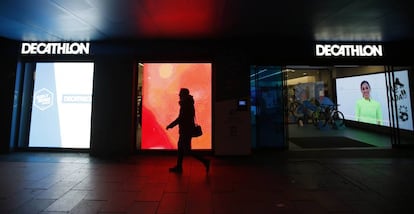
[192, 114, 202, 137]
[192, 124, 203, 137]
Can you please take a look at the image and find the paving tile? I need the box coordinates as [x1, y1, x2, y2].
[309, 191, 353, 212]
[126, 202, 158, 214]
[164, 176, 190, 193]
[185, 199, 213, 214]
[11, 198, 55, 214]
[44, 190, 88, 212]
[157, 193, 187, 214]
[0, 189, 36, 212]
[135, 185, 165, 202]
[98, 194, 136, 213]
[292, 200, 327, 214]
[69, 200, 105, 214]
[1, 151, 414, 213]
[35, 181, 79, 199]
[84, 189, 115, 201]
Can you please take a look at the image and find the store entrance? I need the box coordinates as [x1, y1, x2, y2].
[286, 65, 413, 150]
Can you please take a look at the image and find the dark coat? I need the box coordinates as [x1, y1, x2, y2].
[167, 95, 195, 136]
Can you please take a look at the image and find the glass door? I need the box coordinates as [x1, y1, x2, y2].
[250, 66, 285, 149]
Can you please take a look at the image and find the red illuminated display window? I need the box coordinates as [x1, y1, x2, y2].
[141, 63, 212, 150]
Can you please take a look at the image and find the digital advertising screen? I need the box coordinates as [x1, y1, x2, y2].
[29, 62, 94, 148]
[141, 63, 212, 150]
[336, 70, 413, 130]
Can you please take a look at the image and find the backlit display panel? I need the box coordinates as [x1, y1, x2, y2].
[29, 62, 94, 148]
[336, 70, 413, 130]
[141, 63, 212, 149]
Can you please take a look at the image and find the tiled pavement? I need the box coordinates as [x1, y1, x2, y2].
[1, 149, 414, 214]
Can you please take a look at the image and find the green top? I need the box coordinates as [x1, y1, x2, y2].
[355, 98, 382, 125]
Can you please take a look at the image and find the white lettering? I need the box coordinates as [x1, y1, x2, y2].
[37, 43, 46, 54]
[20, 42, 90, 55]
[80, 43, 90, 54]
[370, 45, 382, 56]
[57, 43, 65, 54]
[62, 95, 92, 103]
[21, 43, 31, 54]
[315, 44, 383, 57]
[331, 45, 340, 56]
[36, 94, 51, 105]
[315, 44, 325, 56]
[30, 43, 37, 54]
[351, 45, 359, 56]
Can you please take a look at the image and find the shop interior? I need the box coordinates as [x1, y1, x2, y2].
[285, 65, 413, 150]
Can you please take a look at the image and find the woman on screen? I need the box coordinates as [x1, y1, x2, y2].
[355, 80, 383, 125]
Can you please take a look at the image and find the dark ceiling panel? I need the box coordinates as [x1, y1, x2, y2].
[312, 0, 390, 41]
[0, 0, 413, 42]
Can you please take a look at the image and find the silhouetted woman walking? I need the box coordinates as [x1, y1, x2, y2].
[166, 88, 210, 173]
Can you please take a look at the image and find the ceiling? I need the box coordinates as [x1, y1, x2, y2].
[1, 0, 413, 43]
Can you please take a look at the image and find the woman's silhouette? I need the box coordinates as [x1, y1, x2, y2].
[166, 88, 210, 173]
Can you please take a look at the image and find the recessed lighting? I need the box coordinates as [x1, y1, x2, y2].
[283, 69, 295, 73]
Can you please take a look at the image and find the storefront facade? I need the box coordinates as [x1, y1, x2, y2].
[1, 39, 413, 156]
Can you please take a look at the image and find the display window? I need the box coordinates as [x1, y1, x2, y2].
[138, 63, 212, 150]
[28, 62, 94, 148]
[284, 65, 413, 150]
[336, 70, 412, 130]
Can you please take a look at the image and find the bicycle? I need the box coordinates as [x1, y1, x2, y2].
[289, 100, 303, 118]
[289, 99, 319, 124]
[312, 104, 345, 128]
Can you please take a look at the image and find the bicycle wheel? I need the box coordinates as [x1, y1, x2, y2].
[289, 102, 298, 114]
[330, 110, 345, 127]
[312, 109, 327, 127]
[291, 102, 304, 118]
[311, 111, 319, 126]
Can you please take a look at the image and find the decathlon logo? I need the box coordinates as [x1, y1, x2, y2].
[315, 44, 383, 57]
[33, 88, 54, 111]
[21, 42, 90, 55]
[62, 94, 92, 103]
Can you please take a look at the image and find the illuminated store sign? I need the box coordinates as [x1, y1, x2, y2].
[315, 44, 383, 57]
[21, 42, 90, 55]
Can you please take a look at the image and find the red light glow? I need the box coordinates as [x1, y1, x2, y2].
[137, 0, 216, 37]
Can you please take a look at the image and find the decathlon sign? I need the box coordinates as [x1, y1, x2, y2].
[315, 44, 383, 57]
[21, 42, 90, 55]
